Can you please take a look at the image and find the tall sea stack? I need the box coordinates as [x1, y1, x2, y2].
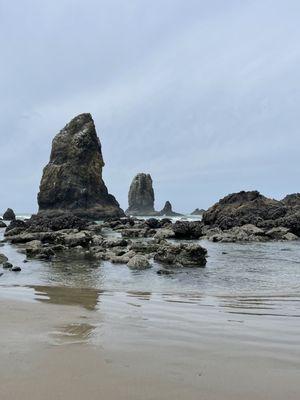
[126, 173, 155, 216]
[38, 113, 124, 219]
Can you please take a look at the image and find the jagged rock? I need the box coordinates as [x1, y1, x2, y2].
[126, 173, 155, 216]
[38, 113, 124, 219]
[158, 201, 182, 217]
[0, 221, 7, 228]
[191, 208, 205, 215]
[127, 255, 151, 270]
[154, 243, 207, 267]
[3, 208, 16, 220]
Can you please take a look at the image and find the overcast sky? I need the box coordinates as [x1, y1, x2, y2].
[0, 0, 300, 213]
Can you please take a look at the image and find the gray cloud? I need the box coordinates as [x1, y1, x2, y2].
[0, 0, 300, 213]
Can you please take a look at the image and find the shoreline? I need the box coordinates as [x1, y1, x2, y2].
[1, 291, 299, 400]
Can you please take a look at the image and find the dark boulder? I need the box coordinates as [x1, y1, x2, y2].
[172, 220, 203, 239]
[27, 212, 89, 232]
[154, 243, 207, 267]
[37, 113, 124, 219]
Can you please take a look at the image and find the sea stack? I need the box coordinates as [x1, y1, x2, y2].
[158, 201, 182, 217]
[3, 208, 16, 220]
[126, 173, 155, 216]
[38, 113, 124, 219]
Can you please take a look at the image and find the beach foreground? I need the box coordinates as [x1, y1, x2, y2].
[1, 288, 299, 400]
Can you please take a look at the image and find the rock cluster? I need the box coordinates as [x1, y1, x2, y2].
[3, 214, 208, 271]
[38, 113, 124, 220]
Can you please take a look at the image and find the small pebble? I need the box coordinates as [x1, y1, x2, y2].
[11, 266, 21, 272]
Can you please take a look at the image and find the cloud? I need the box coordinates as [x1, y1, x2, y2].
[0, 0, 299, 213]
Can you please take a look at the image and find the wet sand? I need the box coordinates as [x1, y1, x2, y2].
[1, 290, 299, 400]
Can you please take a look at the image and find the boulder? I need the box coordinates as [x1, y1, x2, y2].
[37, 113, 124, 219]
[154, 243, 207, 267]
[127, 255, 151, 270]
[154, 228, 175, 240]
[3, 208, 16, 220]
[58, 231, 92, 247]
[126, 173, 155, 216]
[172, 220, 203, 239]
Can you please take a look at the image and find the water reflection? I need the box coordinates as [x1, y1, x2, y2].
[30, 285, 101, 311]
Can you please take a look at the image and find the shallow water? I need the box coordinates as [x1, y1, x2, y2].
[1, 219, 300, 399]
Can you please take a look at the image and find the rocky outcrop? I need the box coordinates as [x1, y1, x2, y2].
[3, 208, 16, 220]
[202, 190, 300, 238]
[126, 173, 155, 215]
[3, 214, 208, 268]
[202, 191, 286, 230]
[158, 201, 182, 217]
[38, 113, 124, 219]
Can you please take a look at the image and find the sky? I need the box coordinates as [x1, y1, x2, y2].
[0, 0, 300, 214]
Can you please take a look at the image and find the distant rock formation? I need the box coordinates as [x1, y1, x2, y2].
[126, 173, 155, 216]
[191, 208, 205, 216]
[38, 113, 124, 219]
[158, 201, 182, 217]
[3, 208, 16, 220]
[202, 190, 300, 236]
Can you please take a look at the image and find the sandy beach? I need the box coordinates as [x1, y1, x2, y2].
[1, 288, 299, 400]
